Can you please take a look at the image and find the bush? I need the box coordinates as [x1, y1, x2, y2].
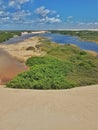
[26, 56, 61, 66]
[7, 56, 75, 89]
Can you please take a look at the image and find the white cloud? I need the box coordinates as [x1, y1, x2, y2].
[0, 9, 31, 25]
[35, 6, 61, 24]
[35, 6, 50, 17]
[66, 16, 73, 23]
[0, 0, 35, 27]
[9, 1, 15, 7]
[39, 16, 61, 23]
[78, 22, 98, 26]
[19, 0, 30, 4]
[10, 10, 31, 24]
[1, 17, 10, 20]
[78, 22, 85, 25]
[0, 0, 32, 25]
[0, 11, 4, 16]
[86, 22, 93, 25]
[0, 2, 62, 27]
[0, 11, 10, 17]
[75, 21, 98, 29]
[0, 16, 10, 24]
[94, 22, 98, 25]
[9, 0, 30, 9]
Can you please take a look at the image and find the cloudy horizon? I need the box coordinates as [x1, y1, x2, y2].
[0, 0, 98, 30]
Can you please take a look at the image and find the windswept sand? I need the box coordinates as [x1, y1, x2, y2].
[0, 85, 98, 130]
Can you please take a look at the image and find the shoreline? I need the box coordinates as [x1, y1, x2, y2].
[0, 36, 46, 62]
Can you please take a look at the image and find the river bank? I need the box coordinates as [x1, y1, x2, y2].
[0, 36, 46, 62]
[0, 36, 46, 84]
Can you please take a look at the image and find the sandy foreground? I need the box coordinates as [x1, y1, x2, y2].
[0, 85, 98, 130]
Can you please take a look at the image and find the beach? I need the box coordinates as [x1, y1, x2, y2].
[0, 85, 98, 130]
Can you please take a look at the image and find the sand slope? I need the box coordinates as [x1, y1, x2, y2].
[0, 85, 98, 130]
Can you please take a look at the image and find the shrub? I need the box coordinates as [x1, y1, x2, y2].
[7, 56, 75, 89]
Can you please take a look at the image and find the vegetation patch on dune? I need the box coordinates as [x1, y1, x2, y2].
[7, 56, 74, 89]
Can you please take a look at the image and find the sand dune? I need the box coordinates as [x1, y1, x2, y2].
[0, 36, 46, 62]
[0, 85, 98, 130]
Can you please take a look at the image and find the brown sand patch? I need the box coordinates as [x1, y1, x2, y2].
[85, 50, 98, 57]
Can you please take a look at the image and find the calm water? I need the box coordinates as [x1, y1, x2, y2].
[3, 33, 98, 52]
[39, 33, 98, 52]
[0, 49, 28, 84]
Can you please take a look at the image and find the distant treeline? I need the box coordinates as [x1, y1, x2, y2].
[0, 31, 21, 43]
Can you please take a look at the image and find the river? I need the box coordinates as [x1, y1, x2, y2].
[3, 32, 98, 52]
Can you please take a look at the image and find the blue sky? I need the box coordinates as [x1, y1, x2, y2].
[0, 0, 98, 30]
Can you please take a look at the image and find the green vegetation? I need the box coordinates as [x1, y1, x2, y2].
[0, 31, 21, 43]
[51, 30, 98, 43]
[7, 37, 98, 89]
[7, 56, 75, 89]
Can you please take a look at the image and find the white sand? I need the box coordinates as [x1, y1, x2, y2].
[0, 85, 98, 130]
